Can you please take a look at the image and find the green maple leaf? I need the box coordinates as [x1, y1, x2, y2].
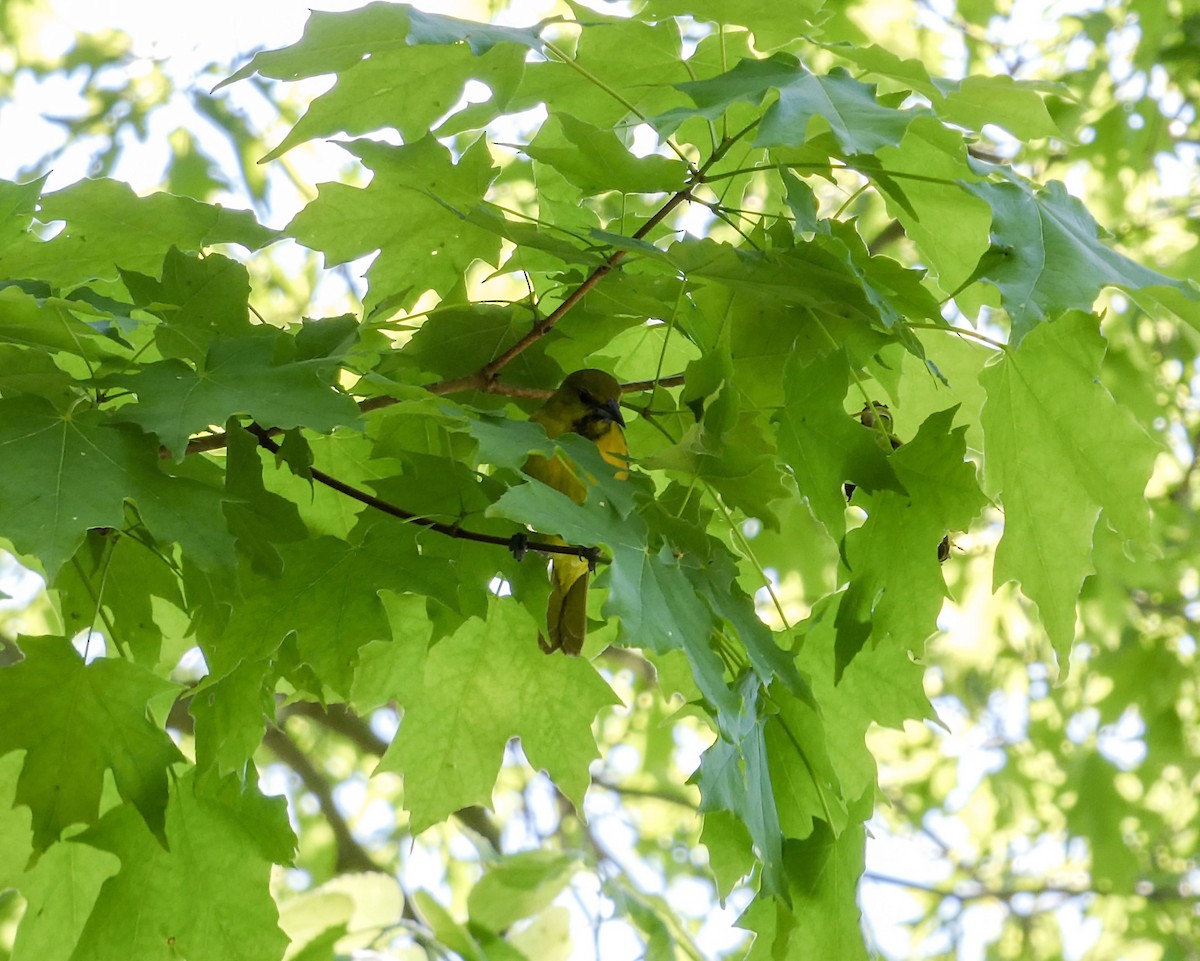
[757, 66, 922, 153]
[7, 835, 119, 961]
[823, 219, 943, 327]
[398, 303, 532, 380]
[822, 42, 943, 99]
[822, 46, 1062, 143]
[118, 248, 254, 362]
[53, 532, 188, 666]
[835, 407, 987, 675]
[0, 636, 182, 849]
[404, 6, 549, 52]
[350, 592, 434, 712]
[0, 179, 275, 289]
[642, 407, 789, 529]
[526, 114, 688, 196]
[940, 75, 1061, 139]
[980, 313, 1157, 669]
[656, 54, 806, 134]
[202, 522, 447, 697]
[512, 11, 683, 128]
[221, 423, 309, 577]
[217, 3, 413, 84]
[377, 599, 618, 833]
[874, 117, 991, 291]
[115, 330, 361, 459]
[0, 395, 235, 577]
[71, 771, 292, 961]
[189, 659, 275, 779]
[0, 343, 75, 407]
[467, 850, 580, 933]
[288, 135, 501, 313]
[218, 2, 545, 89]
[666, 238, 888, 328]
[604, 540, 740, 717]
[660, 55, 922, 154]
[262, 42, 524, 161]
[0, 286, 124, 361]
[780, 168, 820, 233]
[778, 791, 872, 960]
[735, 793, 872, 961]
[0, 175, 45, 249]
[0, 753, 33, 888]
[765, 684, 847, 840]
[700, 810, 756, 900]
[774, 350, 902, 541]
[687, 541, 817, 709]
[967, 179, 1195, 342]
[648, 0, 823, 48]
[693, 676, 787, 898]
[796, 592, 934, 802]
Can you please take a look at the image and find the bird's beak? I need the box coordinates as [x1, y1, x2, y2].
[601, 398, 626, 428]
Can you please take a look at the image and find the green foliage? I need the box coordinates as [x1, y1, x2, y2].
[0, 0, 1198, 959]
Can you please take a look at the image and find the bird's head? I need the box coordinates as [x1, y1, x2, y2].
[551, 369, 625, 439]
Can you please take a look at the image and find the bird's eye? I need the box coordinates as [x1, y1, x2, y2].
[578, 388, 594, 405]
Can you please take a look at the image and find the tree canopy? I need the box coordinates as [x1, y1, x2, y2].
[0, 0, 1198, 959]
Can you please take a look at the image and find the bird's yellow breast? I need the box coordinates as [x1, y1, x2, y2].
[524, 420, 627, 504]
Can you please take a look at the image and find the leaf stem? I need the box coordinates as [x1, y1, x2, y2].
[904, 321, 1008, 351]
[71, 541, 125, 660]
[542, 39, 698, 175]
[833, 181, 870, 220]
[769, 705, 836, 827]
[713, 492, 791, 631]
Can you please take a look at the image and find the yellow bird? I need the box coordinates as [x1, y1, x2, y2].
[525, 369, 628, 655]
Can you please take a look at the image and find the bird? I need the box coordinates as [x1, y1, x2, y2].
[524, 369, 628, 655]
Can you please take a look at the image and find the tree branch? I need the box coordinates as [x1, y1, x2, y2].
[591, 775, 698, 811]
[862, 871, 1193, 905]
[284, 701, 504, 853]
[247, 425, 604, 565]
[282, 702, 389, 755]
[473, 123, 759, 381]
[165, 122, 752, 559]
[868, 219, 906, 255]
[159, 369, 684, 570]
[179, 374, 684, 458]
[262, 722, 385, 875]
[475, 189, 694, 380]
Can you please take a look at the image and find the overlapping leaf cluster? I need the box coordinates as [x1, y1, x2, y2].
[0, 2, 1191, 958]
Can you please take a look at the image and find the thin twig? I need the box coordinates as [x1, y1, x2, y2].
[862, 871, 1189, 905]
[591, 775, 698, 810]
[247, 425, 602, 564]
[179, 375, 684, 457]
[477, 190, 694, 379]
[478, 122, 759, 381]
